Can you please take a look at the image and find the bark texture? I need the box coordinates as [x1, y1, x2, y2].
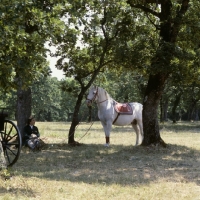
[128, 0, 190, 146]
[16, 88, 32, 137]
[171, 93, 182, 123]
[68, 87, 88, 145]
[142, 73, 168, 147]
[0, 142, 6, 170]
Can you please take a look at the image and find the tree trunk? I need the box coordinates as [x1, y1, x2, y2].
[0, 142, 6, 170]
[87, 105, 92, 122]
[160, 98, 164, 123]
[163, 99, 169, 121]
[171, 93, 182, 123]
[47, 110, 52, 122]
[160, 97, 169, 122]
[16, 88, 32, 136]
[187, 99, 198, 121]
[38, 110, 43, 121]
[142, 73, 168, 147]
[141, 1, 172, 146]
[194, 108, 199, 121]
[68, 87, 88, 145]
[160, 98, 169, 122]
[137, 0, 189, 146]
[67, 65, 102, 145]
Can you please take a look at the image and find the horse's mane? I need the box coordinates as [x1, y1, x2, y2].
[98, 87, 113, 101]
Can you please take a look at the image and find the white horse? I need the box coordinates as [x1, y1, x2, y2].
[86, 86, 143, 147]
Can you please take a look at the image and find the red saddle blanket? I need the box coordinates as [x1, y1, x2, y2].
[114, 102, 133, 115]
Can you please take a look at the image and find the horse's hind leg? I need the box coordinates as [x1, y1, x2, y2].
[138, 120, 144, 143]
[131, 119, 140, 146]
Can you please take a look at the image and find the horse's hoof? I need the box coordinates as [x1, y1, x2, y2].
[104, 143, 109, 147]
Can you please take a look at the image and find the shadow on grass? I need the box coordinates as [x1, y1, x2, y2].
[159, 121, 200, 132]
[0, 186, 36, 198]
[12, 142, 200, 188]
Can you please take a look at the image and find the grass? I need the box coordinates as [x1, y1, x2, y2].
[1, 121, 200, 200]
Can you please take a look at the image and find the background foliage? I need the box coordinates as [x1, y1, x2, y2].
[1, 72, 200, 122]
[0, 0, 200, 123]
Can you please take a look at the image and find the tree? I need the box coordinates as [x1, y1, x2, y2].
[0, 0, 68, 133]
[0, 1, 43, 133]
[126, 0, 197, 146]
[52, 0, 200, 147]
[32, 77, 62, 121]
[54, 1, 136, 144]
[0, 0, 78, 165]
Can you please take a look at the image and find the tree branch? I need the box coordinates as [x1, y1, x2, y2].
[145, 13, 160, 30]
[101, 7, 109, 42]
[145, 0, 161, 2]
[170, 0, 190, 43]
[127, 0, 160, 18]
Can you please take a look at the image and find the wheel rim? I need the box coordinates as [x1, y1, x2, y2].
[0, 120, 22, 167]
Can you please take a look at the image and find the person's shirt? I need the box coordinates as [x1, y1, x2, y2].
[22, 125, 40, 144]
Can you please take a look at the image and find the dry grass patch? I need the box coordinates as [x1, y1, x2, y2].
[1, 121, 200, 200]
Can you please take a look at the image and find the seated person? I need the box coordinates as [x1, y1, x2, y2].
[23, 116, 40, 149]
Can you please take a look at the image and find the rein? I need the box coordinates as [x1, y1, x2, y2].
[68, 109, 96, 142]
[77, 121, 95, 142]
[98, 99, 108, 104]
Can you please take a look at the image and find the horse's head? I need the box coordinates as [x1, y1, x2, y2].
[86, 86, 98, 106]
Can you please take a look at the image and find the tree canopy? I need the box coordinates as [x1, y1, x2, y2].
[1, 0, 200, 146]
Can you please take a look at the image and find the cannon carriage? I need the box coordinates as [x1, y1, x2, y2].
[0, 109, 22, 167]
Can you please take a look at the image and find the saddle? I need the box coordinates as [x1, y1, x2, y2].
[114, 102, 133, 115]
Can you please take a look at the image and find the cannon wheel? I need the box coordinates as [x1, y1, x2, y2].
[0, 119, 22, 167]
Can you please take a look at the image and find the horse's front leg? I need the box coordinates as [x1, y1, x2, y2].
[101, 121, 112, 147]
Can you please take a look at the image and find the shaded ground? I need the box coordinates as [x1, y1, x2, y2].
[0, 121, 200, 199]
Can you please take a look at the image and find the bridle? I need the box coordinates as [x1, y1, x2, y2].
[87, 87, 108, 104]
[86, 87, 98, 104]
